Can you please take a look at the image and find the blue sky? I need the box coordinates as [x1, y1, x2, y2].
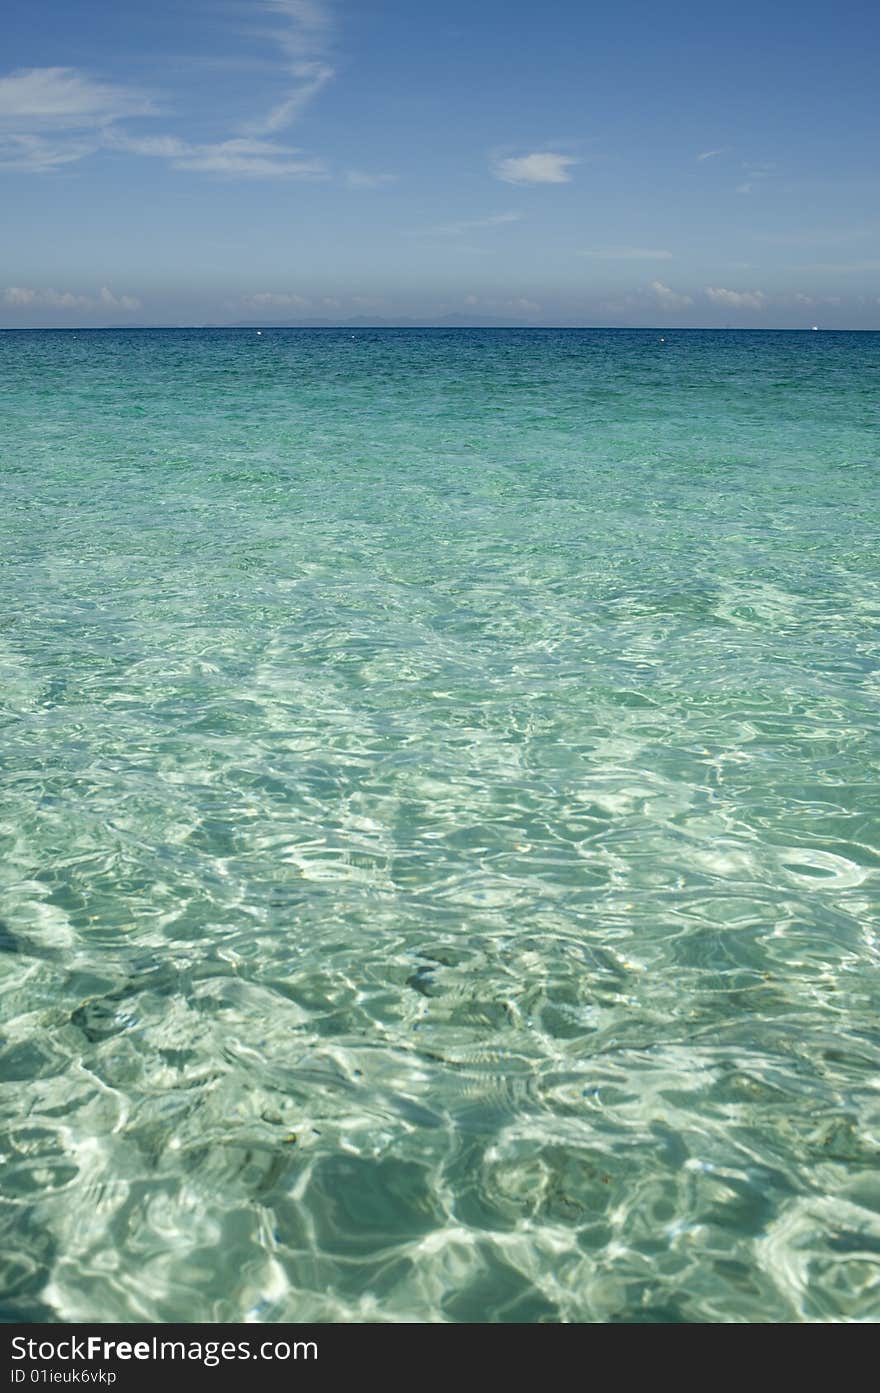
[1, 0, 878, 326]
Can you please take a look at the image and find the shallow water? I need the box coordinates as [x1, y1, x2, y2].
[1, 327, 879, 1322]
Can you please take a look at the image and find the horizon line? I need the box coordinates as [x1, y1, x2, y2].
[1, 323, 875, 333]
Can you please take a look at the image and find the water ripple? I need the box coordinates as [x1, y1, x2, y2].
[1, 328, 879, 1321]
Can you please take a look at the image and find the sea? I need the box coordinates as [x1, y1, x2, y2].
[1, 327, 878, 1322]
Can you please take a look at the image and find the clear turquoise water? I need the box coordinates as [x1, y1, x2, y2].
[1, 327, 879, 1323]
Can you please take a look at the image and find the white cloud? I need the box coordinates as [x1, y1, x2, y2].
[736, 182, 754, 196]
[4, 287, 89, 308]
[651, 281, 693, 309]
[3, 285, 140, 312]
[705, 286, 766, 309]
[2, 284, 83, 306]
[506, 297, 541, 314]
[492, 152, 577, 184]
[581, 246, 672, 260]
[423, 211, 521, 236]
[346, 170, 398, 188]
[697, 148, 724, 161]
[99, 286, 141, 311]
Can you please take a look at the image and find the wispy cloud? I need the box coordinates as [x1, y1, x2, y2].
[492, 152, 577, 184]
[245, 63, 335, 135]
[241, 1, 337, 135]
[736, 161, 776, 195]
[345, 169, 398, 188]
[705, 286, 766, 309]
[0, 132, 98, 171]
[3, 285, 140, 311]
[422, 211, 522, 236]
[790, 260, 880, 274]
[269, 1, 335, 59]
[461, 294, 541, 316]
[651, 281, 693, 309]
[243, 291, 309, 308]
[752, 226, 874, 247]
[581, 246, 672, 260]
[697, 148, 724, 161]
[792, 292, 842, 306]
[0, 66, 156, 171]
[0, 5, 340, 177]
[171, 139, 325, 179]
[105, 130, 327, 179]
[0, 67, 154, 128]
[148, 1, 339, 174]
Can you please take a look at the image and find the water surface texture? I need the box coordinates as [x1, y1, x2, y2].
[2, 328, 879, 1322]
